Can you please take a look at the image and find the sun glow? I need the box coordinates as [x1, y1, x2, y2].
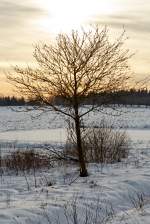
[37, 0, 119, 34]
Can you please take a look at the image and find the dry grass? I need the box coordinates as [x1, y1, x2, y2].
[2, 149, 52, 173]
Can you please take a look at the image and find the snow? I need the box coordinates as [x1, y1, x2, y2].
[0, 106, 150, 223]
[0, 106, 150, 132]
[1, 155, 150, 223]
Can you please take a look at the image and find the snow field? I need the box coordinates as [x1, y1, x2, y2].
[0, 106, 150, 223]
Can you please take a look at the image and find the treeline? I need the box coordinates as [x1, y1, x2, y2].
[110, 89, 150, 106]
[1, 88, 150, 106]
[86, 88, 150, 106]
[0, 96, 26, 106]
[55, 88, 150, 106]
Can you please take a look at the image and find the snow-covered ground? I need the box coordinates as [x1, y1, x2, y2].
[0, 106, 150, 132]
[0, 106, 150, 144]
[0, 106, 150, 223]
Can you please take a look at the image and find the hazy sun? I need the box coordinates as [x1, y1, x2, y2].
[37, 0, 119, 34]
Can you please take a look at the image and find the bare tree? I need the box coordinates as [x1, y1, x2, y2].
[7, 26, 131, 177]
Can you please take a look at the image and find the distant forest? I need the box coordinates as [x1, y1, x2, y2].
[1, 88, 150, 106]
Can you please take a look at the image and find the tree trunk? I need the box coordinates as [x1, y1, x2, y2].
[74, 114, 88, 177]
[73, 67, 88, 177]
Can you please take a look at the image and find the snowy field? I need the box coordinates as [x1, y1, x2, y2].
[0, 106, 150, 223]
[0, 106, 150, 132]
[0, 106, 150, 145]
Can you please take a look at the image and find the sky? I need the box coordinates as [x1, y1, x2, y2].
[0, 0, 150, 94]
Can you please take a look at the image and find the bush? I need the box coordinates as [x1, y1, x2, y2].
[65, 120, 129, 163]
[3, 149, 52, 173]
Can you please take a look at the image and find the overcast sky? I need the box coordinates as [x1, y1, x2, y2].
[0, 0, 150, 94]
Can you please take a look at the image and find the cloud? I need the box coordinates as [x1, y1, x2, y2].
[0, 1, 45, 28]
[93, 10, 150, 34]
[90, 0, 150, 77]
[0, 1, 48, 64]
[0, 0, 150, 79]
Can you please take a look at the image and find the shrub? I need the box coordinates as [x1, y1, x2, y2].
[3, 149, 52, 173]
[65, 120, 129, 163]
